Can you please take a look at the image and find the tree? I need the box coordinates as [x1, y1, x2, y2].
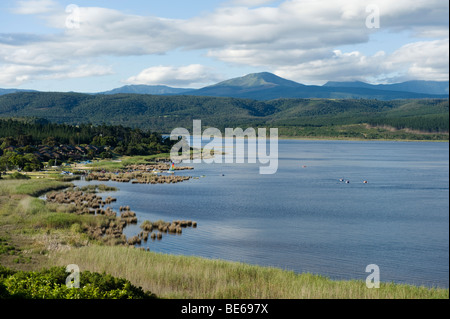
[0, 137, 17, 149]
[43, 136, 58, 147]
[92, 135, 117, 147]
[22, 153, 42, 171]
[17, 134, 33, 146]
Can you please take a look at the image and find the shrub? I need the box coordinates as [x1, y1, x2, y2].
[70, 223, 83, 234]
[0, 264, 17, 278]
[42, 213, 80, 229]
[0, 266, 156, 299]
[9, 172, 30, 180]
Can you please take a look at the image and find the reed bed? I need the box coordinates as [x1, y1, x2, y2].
[51, 246, 449, 299]
[0, 179, 70, 197]
[85, 171, 191, 184]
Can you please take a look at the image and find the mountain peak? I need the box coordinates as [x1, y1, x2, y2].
[210, 72, 304, 88]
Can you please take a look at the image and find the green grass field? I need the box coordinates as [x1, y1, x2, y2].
[83, 154, 170, 171]
[0, 178, 70, 197]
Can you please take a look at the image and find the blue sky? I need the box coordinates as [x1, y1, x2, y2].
[0, 0, 448, 92]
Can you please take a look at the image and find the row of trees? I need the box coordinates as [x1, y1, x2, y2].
[367, 115, 449, 133]
[0, 151, 42, 172]
[0, 118, 176, 171]
[0, 118, 173, 147]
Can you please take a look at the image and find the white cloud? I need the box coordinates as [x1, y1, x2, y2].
[1, 0, 448, 87]
[275, 50, 387, 84]
[42, 64, 114, 80]
[208, 46, 333, 67]
[125, 64, 222, 88]
[228, 0, 279, 7]
[0, 65, 33, 86]
[0, 57, 113, 87]
[384, 39, 449, 82]
[195, 0, 447, 59]
[274, 39, 449, 84]
[13, 0, 59, 15]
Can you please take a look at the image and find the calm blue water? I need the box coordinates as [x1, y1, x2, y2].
[74, 139, 449, 288]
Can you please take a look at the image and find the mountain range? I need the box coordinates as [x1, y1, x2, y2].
[1, 72, 448, 100]
[99, 85, 191, 95]
[98, 72, 449, 100]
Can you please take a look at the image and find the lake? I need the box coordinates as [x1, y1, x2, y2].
[74, 139, 449, 288]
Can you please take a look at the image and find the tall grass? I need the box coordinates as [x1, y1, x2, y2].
[51, 246, 449, 299]
[0, 180, 110, 259]
[0, 179, 70, 197]
[86, 154, 170, 171]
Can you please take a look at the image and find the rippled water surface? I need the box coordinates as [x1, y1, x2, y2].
[74, 139, 449, 288]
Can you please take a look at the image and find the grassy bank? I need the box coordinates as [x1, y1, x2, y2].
[0, 177, 117, 271]
[0, 178, 70, 197]
[84, 154, 170, 171]
[50, 245, 448, 299]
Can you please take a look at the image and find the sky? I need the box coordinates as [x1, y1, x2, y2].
[0, 0, 448, 92]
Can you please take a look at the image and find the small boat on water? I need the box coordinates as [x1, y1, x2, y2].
[167, 162, 175, 174]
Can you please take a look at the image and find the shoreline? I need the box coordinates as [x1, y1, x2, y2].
[277, 136, 449, 142]
[163, 133, 449, 143]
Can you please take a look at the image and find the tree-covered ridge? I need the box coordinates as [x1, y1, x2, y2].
[268, 99, 449, 132]
[0, 92, 448, 134]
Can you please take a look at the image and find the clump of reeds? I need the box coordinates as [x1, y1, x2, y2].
[138, 219, 197, 241]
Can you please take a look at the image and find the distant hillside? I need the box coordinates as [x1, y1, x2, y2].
[185, 73, 448, 100]
[0, 88, 37, 96]
[0, 92, 447, 138]
[210, 72, 304, 88]
[99, 85, 192, 95]
[324, 80, 449, 95]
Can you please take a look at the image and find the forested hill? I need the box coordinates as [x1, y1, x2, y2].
[0, 92, 448, 137]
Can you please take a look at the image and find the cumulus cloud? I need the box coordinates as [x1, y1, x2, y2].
[384, 39, 449, 82]
[199, 0, 449, 83]
[125, 64, 222, 88]
[1, 0, 448, 87]
[275, 50, 388, 84]
[0, 5, 183, 86]
[0, 62, 113, 86]
[274, 39, 449, 84]
[197, 0, 447, 60]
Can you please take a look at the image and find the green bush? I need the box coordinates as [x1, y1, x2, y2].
[42, 213, 80, 229]
[70, 223, 83, 234]
[0, 264, 17, 278]
[0, 265, 156, 299]
[9, 172, 31, 180]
